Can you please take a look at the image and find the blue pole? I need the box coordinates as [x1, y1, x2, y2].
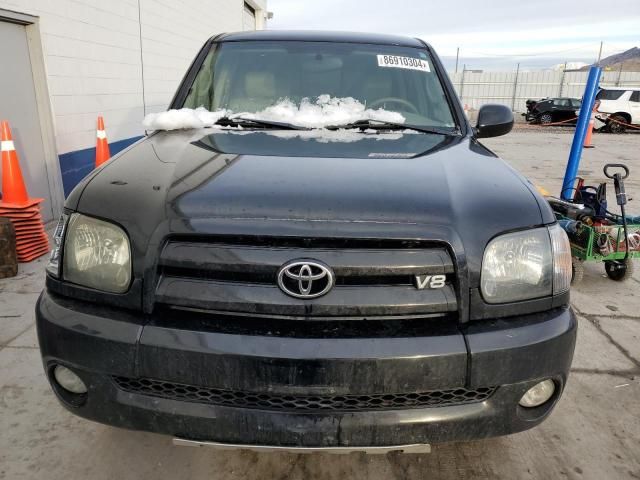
[561, 66, 601, 200]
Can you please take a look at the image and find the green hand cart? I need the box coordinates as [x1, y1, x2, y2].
[555, 214, 639, 283]
[551, 163, 639, 284]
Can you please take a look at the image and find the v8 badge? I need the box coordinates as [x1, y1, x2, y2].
[414, 274, 446, 290]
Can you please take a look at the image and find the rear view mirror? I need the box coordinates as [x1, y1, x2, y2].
[476, 104, 514, 138]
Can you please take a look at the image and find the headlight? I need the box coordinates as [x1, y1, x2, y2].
[62, 213, 131, 293]
[481, 225, 571, 304]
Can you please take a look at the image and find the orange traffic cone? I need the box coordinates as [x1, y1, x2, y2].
[0, 120, 49, 262]
[95, 116, 111, 167]
[1, 121, 41, 208]
[583, 119, 595, 149]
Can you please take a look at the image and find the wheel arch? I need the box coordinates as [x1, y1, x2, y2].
[611, 111, 632, 123]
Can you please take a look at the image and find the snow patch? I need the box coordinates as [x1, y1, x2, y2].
[142, 107, 229, 131]
[142, 96, 405, 131]
[265, 129, 404, 144]
[240, 95, 405, 129]
[551, 62, 588, 71]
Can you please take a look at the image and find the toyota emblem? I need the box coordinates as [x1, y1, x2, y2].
[277, 260, 335, 299]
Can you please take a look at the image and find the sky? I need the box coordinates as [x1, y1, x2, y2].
[266, 0, 640, 70]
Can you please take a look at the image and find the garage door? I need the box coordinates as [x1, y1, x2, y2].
[0, 20, 54, 222]
[243, 2, 256, 31]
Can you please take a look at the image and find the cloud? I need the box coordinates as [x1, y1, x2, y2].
[267, 0, 639, 58]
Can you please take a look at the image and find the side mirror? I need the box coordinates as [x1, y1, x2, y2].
[475, 104, 514, 138]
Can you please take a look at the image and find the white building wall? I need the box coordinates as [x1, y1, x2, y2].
[0, 0, 267, 156]
[140, 0, 255, 116]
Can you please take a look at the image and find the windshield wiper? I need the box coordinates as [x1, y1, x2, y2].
[215, 116, 309, 130]
[327, 119, 460, 136]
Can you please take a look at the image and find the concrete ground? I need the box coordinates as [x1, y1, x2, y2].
[1, 129, 640, 479]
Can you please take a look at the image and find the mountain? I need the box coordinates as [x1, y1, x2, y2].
[580, 47, 640, 72]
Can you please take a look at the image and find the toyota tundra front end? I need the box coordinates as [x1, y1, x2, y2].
[36, 30, 576, 452]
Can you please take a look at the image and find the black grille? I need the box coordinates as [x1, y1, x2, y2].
[153, 237, 458, 318]
[113, 376, 495, 412]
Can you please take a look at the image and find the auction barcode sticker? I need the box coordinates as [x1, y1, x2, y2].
[377, 55, 430, 72]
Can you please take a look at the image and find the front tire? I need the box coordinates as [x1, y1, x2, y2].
[607, 115, 627, 134]
[539, 113, 553, 125]
[604, 259, 634, 281]
[571, 259, 584, 285]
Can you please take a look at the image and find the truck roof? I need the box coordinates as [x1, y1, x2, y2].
[217, 30, 427, 48]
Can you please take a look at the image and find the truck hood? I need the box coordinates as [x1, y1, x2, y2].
[71, 128, 552, 279]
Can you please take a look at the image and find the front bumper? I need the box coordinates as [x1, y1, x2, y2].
[36, 291, 577, 447]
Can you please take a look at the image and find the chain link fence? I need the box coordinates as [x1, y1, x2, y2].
[448, 70, 640, 113]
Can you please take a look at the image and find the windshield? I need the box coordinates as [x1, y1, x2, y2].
[182, 41, 456, 129]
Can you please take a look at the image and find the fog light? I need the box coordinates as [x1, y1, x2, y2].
[519, 380, 555, 408]
[53, 365, 87, 394]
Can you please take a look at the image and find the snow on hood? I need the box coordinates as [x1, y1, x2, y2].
[240, 95, 406, 128]
[142, 95, 406, 131]
[263, 129, 405, 144]
[142, 107, 229, 131]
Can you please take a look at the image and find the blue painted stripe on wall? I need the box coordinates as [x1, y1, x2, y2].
[59, 136, 143, 197]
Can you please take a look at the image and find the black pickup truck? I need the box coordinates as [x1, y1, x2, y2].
[37, 31, 576, 453]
